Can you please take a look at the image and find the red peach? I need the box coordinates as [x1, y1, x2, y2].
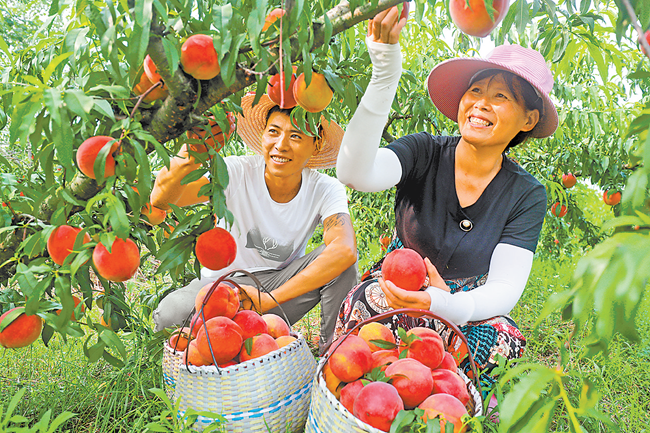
[419, 394, 469, 433]
[76, 136, 120, 179]
[194, 282, 240, 321]
[385, 358, 434, 408]
[232, 310, 269, 340]
[436, 352, 458, 372]
[0, 308, 43, 348]
[353, 382, 404, 432]
[358, 322, 396, 352]
[405, 327, 445, 370]
[370, 349, 400, 372]
[239, 333, 279, 362]
[328, 334, 373, 383]
[340, 380, 365, 414]
[92, 238, 140, 282]
[381, 248, 427, 292]
[431, 369, 471, 406]
[47, 225, 91, 266]
[261, 313, 290, 338]
[195, 316, 243, 365]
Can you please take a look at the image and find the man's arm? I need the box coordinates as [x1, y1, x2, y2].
[151, 144, 209, 210]
[242, 213, 357, 311]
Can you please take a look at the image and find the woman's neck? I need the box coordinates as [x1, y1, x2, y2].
[455, 138, 505, 179]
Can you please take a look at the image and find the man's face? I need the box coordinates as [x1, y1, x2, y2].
[261, 111, 321, 182]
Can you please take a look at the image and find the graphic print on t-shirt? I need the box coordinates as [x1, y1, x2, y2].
[245, 227, 293, 262]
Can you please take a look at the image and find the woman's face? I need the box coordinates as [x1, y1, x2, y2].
[457, 73, 539, 150]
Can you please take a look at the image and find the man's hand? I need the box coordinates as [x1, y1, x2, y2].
[379, 277, 431, 310]
[238, 284, 275, 313]
[368, 3, 409, 45]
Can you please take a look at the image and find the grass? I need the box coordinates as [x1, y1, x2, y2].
[1, 252, 649, 432]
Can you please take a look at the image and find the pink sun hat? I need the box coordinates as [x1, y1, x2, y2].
[427, 44, 558, 139]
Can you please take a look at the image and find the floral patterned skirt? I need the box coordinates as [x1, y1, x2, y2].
[333, 277, 526, 392]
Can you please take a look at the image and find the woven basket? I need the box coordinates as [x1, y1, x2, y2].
[170, 270, 318, 432]
[162, 341, 185, 399]
[305, 308, 484, 433]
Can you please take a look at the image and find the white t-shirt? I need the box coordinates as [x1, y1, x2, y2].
[201, 155, 349, 280]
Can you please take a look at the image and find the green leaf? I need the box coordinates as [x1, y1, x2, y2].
[43, 52, 73, 84]
[0, 307, 24, 332]
[64, 90, 94, 120]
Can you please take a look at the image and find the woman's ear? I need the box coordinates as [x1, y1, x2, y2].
[521, 109, 540, 132]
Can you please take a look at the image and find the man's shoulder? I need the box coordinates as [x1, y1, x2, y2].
[303, 168, 344, 189]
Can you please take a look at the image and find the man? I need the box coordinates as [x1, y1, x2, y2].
[151, 94, 357, 351]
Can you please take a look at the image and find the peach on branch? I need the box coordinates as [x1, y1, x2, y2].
[328, 334, 373, 383]
[55, 295, 85, 321]
[180, 34, 221, 80]
[195, 316, 243, 364]
[449, 0, 510, 38]
[76, 136, 120, 179]
[143, 55, 166, 89]
[194, 282, 240, 321]
[195, 227, 237, 271]
[293, 71, 334, 113]
[92, 237, 140, 282]
[232, 310, 269, 340]
[430, 369, 471, 406]
[404, 327, 445, 370]
[562, 173, 577, 188]
[186, 115, 233, 154]
[385, 358, 434, 408]
[47, 225, 92, 266]
[352, 381, 404, 432]
[603, 190, 621, 206]
[0, 308, 43, 348]
[358, 322, 396, 352]
[141, 203, 167, 225]
[551, 202, 567, 218]
[262, 8, 286, 31]
[418, 393, 469, 433]
[381, 248, 427, 292]
[133, 71, 168, 102]
[261, 313, 291, 338]
[239, 333, 279, 362]
[267, 67, 298, 109]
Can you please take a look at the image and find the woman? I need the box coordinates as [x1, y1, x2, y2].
[334, 8, 558, 390]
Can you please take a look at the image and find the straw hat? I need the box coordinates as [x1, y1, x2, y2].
[236, 94, 344, 170]
[427, 44, 558, 138]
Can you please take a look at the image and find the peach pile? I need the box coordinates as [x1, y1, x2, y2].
[168, 283, 295, 367]
[324, 322, 472, 432]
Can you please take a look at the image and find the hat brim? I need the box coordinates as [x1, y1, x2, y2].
[236, 94, 343, 170]
[427, 58, 558, 139]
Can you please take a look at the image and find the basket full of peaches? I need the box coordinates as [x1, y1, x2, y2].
[162, 271, 317, 432]
[305, 309, 483, 433]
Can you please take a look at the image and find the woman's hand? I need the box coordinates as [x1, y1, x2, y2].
[368, 3, 409, 45]
[238, 285, 274, 313]
[379, 277, 431, 310]
[425, 257, 451, 293]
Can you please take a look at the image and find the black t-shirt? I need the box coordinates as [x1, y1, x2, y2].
[387, 133, 546, 279]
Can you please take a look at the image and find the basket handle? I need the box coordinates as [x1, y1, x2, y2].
[181, 269, 293, 374]
[318, 307, 482, 396]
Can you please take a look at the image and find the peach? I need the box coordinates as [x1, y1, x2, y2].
[339, 380, 365, 414]
[293, 72, 333, 113]
[603, 190, 621, 206]
[352, 381, 404, 432]
[322, 362, 345, 399]
[385, 358, 434, 408]
[262, 8, 286, 31]
[261, 313, 290, 338]
[358, 322, 396, 352]
[133, 71, 168, 102]
[194, 282, 239, 321]
[180, 34, 221, 80]
[436, 352, 458, 372]
[419, 394, 469, 433]
[141, 203, 167, 225]
[276, 335, 297, 348]
[143, 54, 165, 89]
[195, 227, 237, 271]
[232, 310, 269, 340]
[370, 349, 399, 372]
[185, 339, 213, 366]
[195, 316, 243, 364]
[239, 333, 279, 362]
[267, 68, 298, 109]
[47, 225, 91, 266]
[92, 238, 140, 282]
[55, 295, 85, 321]
[0, 308, 43, 348]
[449, 0, 510, 38]
[430, 369, 471, 406]
[551, 202, 567, 218]
[169, 326, 192, 352]
[381, 248, 427, 292]
[562, 173, 576, 188]
[328, 334, 373, 383]
[76, 136, 120, 179]
[404, 327, 445, 370]
[189, 312, 205, 338]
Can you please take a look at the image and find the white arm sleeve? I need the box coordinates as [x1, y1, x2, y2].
[425, 243, 534, 325]
[336, 38, 403, 192]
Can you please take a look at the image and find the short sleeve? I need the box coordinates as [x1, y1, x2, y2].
[317, 176, 350, 222]
[387, 133, 441, 187]
[499, 182, 547, 252]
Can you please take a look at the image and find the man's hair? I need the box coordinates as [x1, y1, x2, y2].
[265, 105, 324, 150]
[468, 69, 544, 151]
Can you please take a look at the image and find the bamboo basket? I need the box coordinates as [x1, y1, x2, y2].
[305, 308, 484, 433]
